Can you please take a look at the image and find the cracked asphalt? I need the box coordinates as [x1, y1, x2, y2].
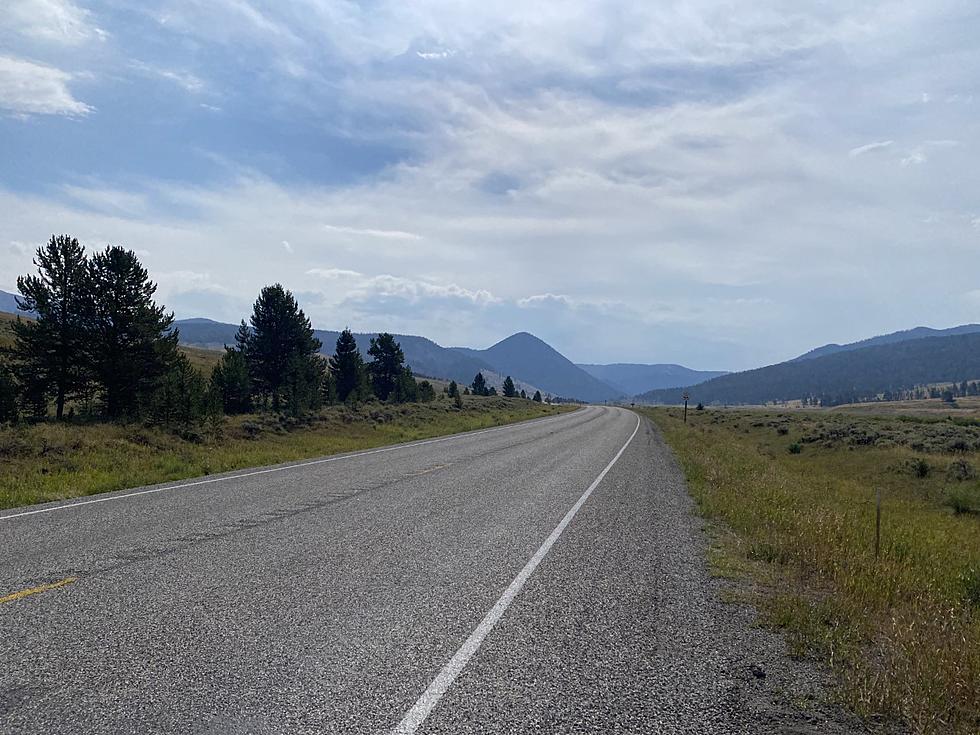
[0, 406, 862, 734]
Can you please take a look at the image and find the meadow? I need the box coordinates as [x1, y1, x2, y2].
[642, 407, 980, 734]
[0, 397, 569, 510]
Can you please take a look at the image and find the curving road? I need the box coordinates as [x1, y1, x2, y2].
[0, 406, 857, 734]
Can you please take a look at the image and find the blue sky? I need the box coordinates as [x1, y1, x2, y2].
[2, 1, 979, 369]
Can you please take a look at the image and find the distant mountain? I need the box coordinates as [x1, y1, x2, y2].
[577, 363, 727, 396]
[795, 324, 980, 361]
[174, 318, 496, 386]
[638, 332, 980, 406]
[0, 289, 31, 316]
[452, 332, 621, 402]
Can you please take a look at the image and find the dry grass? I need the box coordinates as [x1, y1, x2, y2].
[641, 407, 980, 734]
[0, 397, 572, 510]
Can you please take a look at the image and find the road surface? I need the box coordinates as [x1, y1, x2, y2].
[1, 406, 857, 733]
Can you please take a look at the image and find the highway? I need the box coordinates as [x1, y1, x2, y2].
[0, 406, 854, 733]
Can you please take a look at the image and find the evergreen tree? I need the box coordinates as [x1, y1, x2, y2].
[0, 363, 18, 423]
[150, 351, 208, 426]
[331, 329, 366, 403]
[394, 365, 419, 403]
[471, 372, 488, 396]
[502, 375, 516, 397]
[447, 380, 459, 398]
[88, 246, 178, 419]
[367, 332, 405, 401]
[210, 347, 252, 413]
[520, 389, 527, 400]
[488, 386, 498, 396]
[417, 380, 436, 402]
[237, 284, 322, 413]
[533, 390, 542, 402]
[12, 235, 92, 419]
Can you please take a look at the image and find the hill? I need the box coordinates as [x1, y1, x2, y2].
[577, 363, 727, 395]
[795, 324, 980, 361]
[638, 332, 980, 406]
[174, 319, 496, 387]
[453, 332, 621, 402]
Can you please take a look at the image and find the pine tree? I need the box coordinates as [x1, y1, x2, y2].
[238, 284, 322, 413]
[331, 329, 366, 403]
[502, 375, 516, 397]
[471, 372, 488, 396]
[210, 347, 252, 413]
[394, 365, 419, 403]
[533, 390, 542, 402]
[0, 363, 18, 423]
[12, 235, 92, 419]
[417, 380, 436, 402]
[88, 246, 178, 419]
[367, 332, 405, 401]
[520, 389, 527, 399]
[447, 380, 459, 398]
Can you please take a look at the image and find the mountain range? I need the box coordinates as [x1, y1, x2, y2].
[640, 332, 980, 406]
[576, 363, 727, 396]
[5, 285, 978, 406]
[793, 324, 980, 361]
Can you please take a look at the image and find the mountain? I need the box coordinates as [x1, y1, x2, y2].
[452, 332, 621, 402]
[173, 318, 496, 386]
[0, 289, 30, 316]
[795, 324, 980, 361]
[638, 332, 980, 406]
[577, 363, 727, 396]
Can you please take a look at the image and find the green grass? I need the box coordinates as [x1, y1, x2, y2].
[0, 397, 571, 510]
[640, 407, 980, 735]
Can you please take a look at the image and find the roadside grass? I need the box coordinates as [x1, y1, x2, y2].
[640, 407, 980, 735]
[0, 397, 571, 510]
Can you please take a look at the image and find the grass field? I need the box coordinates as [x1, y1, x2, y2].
[642, 407, 980, 734]
[0, 397, 571, 510]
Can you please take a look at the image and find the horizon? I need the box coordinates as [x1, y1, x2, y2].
[3, 2, 979, 371]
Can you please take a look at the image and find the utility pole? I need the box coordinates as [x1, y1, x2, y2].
[682, 391, 690, 423]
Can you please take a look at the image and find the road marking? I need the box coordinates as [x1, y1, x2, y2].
[0, 409, 585, 523]
[389, 410, 641, 735]
[0, 577, 77, 605]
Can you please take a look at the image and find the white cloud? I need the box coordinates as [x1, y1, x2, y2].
[322, 224, 423, 240]
[849, 140, 893, 157]
[4, 0, 106, 45]
[0, 55, 92, 116]
[130, 61, 205, 93]
[281, 239, 293, 253]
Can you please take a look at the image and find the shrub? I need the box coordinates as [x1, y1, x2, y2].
[788, 442, 802, 454]
[946, 485, 979, 515]
[947, 459, 977, 482]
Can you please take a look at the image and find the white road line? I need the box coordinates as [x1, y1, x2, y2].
[389, 410, 641, 735]
[0, 409, 589, 522]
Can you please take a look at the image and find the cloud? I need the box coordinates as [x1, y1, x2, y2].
[130, 61, 205, 93]
[848, 140, 893, 158]
[4, 0, 106, 45]
[0, 55, 92, 116]
[281, 239, 293, 253]
[322, 224, 423, 240]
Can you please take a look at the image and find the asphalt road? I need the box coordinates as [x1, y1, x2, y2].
[0, 406, 859, 734]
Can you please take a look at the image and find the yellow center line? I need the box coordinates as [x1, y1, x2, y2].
[0, 577, 77, 605]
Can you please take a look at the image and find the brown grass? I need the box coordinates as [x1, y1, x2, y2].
[642, 406, 980, 734]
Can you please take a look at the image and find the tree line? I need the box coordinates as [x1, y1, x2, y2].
[0, 234, 529, 425]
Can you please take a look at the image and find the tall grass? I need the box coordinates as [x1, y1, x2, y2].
[642, 407, 980, 734]
[0, 397, 569, 510]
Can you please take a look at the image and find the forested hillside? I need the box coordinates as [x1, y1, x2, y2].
[639, 332, 980, 406]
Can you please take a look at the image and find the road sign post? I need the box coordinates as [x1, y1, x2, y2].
[682, 391, 690, 423]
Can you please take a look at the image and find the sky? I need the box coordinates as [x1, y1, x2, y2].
[1, 1, 979, 370]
